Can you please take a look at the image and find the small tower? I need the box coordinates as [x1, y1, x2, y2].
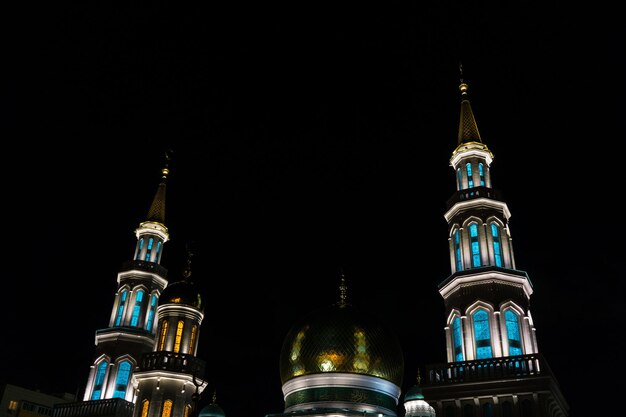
[83, 155, 172, 402]
[132, 247, 209, 417]
[403, 371, 435, 417]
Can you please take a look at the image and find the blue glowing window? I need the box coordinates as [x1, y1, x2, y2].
[470, 224, 481, 267]
[114, 290, 127, 326]
[466, 163, 474, 188]
[130, 290, 144, 327]
[454, 230, 463, 271]
[505, 310, 523, 356]
[155, 241, 162, 263]
[479, 163, 485, 186]
[491, 223, 503, 267]
[113, 361, 132, 399]
[136, 239, 144, 260]
[91, 361, 108, 400]
[482, 403, 493, 417]
[473, 309, 493, 359]
[457, 168, 463, 190]
[145, 238, 153, 262]
[146, 294, 158, 331]
[453, 316, 464, 362]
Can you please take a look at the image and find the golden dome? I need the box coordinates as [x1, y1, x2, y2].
[279, 303, 404, 386]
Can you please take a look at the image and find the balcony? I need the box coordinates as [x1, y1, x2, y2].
[138, 351, 206, 378]
[446, 186, 503, 209]
[424, 353, 554, 385]
[53, 398, 134, 417]
[119, 260, 168, 278]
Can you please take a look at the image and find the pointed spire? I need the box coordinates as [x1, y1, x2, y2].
[338, 267, 348, 307]
[457, 63, 482, 145]
[212, 390, 217, 404]
[417, 368, 421, 385]
[146, 150, 172, 224]
[182, 243, 194, 280]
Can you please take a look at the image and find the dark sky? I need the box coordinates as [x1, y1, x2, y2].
[3, 2, 624, 417]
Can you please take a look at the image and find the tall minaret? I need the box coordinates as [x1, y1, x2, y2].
[132, 247, 208, 417]
[420, 69, 569, 417]
[82, 155, 172, 402]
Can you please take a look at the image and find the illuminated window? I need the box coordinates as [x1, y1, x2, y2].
[130, 290, 145, 327]
[146, 294, 158, 331]
[155, 241, 162, 263]
[141, 400, 149, 417]
[453, 316, 464, 362]
[491, 223, 503, 267]
[8, 401, 18, 411]
[174, 320, 184, 353]
[457, 168, 463, 190]
[146, 238, 154, 262]
[162, 400, 173, 417]
[469, 224, 481, 267]
[479, 163, 485, 186]
[184, 405, 192, 417]
[113, 361, 132, 398]
[454, 229, 463, 271]
[473, 309, 493, 359]
[158, 320, 168, 350]
[136, 239, 144, 260]
[114, 290, 127, 326]
[505, 310, 523, 356]
[466, 163, 474, 188]
[91, 361, 108, 400]
[188, 325, 198, 355]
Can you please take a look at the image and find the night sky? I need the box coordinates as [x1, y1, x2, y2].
[3, 3, 624, 417]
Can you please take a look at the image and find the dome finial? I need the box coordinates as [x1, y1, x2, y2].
[459, 62, 468, 96]
[161, 149, 172, 181]
[182, 243, 193, 279]
[212, 389, 217, 404]
[338, 267, 348, 307]
[417, 368, 421, 385]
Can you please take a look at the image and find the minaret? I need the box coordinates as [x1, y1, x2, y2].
[420, 69, 569, 417]
[132, 247, 208, 417]
[82, 155, 172, 402]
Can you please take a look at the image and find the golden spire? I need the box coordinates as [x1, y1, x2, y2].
[457, 64, 482, 145]
[146, 150, 172, 224]
[338, 267, 348, 307]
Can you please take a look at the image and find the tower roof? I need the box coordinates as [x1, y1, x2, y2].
[457, 66, 482, 145]
[145, 152, 171, 224]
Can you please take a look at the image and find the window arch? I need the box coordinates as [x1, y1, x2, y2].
[141, 400, 149, 417]
[469, 223, 481, 267]
[457, 168, 463, 190]
[472, 309, 493, 359]
[445, 405, 456, 417]
[521, 399, 533, 417]
[501, 401, 512, 417]
[463, 404, 474, 417]
[184, 405, 192, 417]
[174, 320, 184, 353]
[113, 361, 132, 399]
[452, 316, 464, 362]
[466, 163, 474, 188]
[136, 239, 144, 260]
[505, 310, 523, 356]
[146, 294, 158, 331]
[162, 400, 173, 417]
[454, 229, 463, 271]
[146, 238, 154, 262]
[155, 241, 162, 263]
[490, 223, 503, 267]
[188, 324, 198, 355]
[114, 290, 128, 326]
[478, 163, 485, 186]
[158, 320, 168, 350]
[91, 361, 108, 400]
[482, 403, 493, 417]
[130, 289, 145, 327]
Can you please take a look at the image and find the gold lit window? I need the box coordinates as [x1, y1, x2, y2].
[141, 400, 149, 417]
[174, 320, 184, 353]
[188, 325, 197, 355]
[161, 400, 172, 417]
[183, 405, 191, 417]
[158, 320, 168, 351]
[8, 401, 18, 411]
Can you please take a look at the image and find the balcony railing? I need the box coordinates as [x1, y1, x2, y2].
[139, 351, 206, 378]
[53, 398, 134, 417]
[119, 260, 168, 277]
[424, 353, 554, 385]
[446, 186, 502, 209]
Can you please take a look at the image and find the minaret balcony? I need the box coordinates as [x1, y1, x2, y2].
[446, 186, 502, 209]
[53, 398, 134, 417]
[423, 353, 555, 385]
[138, 351, 206, 377]
[119, 260, 168, 277]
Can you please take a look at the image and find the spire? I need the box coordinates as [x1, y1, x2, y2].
[337, 267, 348, 307]
[146, 150, 171, 224]
[182, 243, 194, 280]
[457, 63, 482, 145]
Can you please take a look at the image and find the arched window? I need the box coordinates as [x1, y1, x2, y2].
[479, 163, 485, 186]
[91, 361, 108, 400]
[469, 224, 481, 267]
[453, 316, 464, 362]
[155, 241, 162, 263]
[113, 361, 132, 399]
[162, 400, 173, 417]
[188, 325, 198, 355]
[521, 399, 533, 417]
[502, 401, 512, 417]
[141, 400, 149, 417]
[466, 163, 474, 188]
[136, 239, 144, 260]
[457, 168, 463, 190]
[445, 405, 456, 417]
[158, 320, 168, 351]
[184, 405, 192, 417]
[130, 289, 145, 327]
[505, 310, 523, 356]
[146, 294, 158, 331]
[174, 320, 184, 353]
[490, 223, 503, 267]
[114, 290, 128, 326]
[454, 230, 463, 271]
[482, 403, 493, 417]
[473, 309, 493, 359]
[463, 404, 474, 417]
[146, 238, 154, 262]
